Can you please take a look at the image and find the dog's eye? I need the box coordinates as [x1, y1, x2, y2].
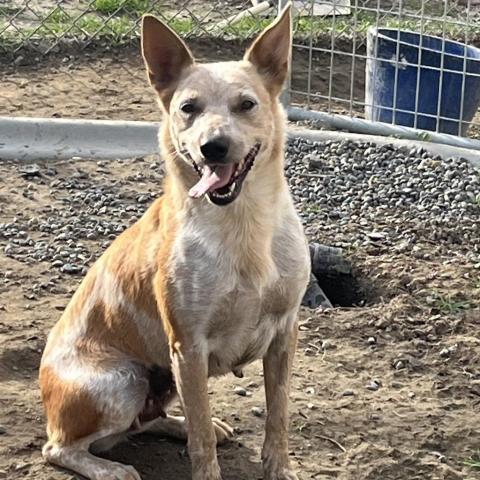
[180, 102, 196, 114]
[240, 99, 256, 111]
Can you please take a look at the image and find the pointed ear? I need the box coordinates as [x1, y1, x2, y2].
[141, 15, 194, 107]
[244, 4, 292, 96]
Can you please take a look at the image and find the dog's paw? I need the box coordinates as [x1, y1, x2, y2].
[212, 417, 234, 444]
[263, 467, 299, 480]
[92, 462, 142, 480]
[263, 454, 298, 480]
[192, 460, 223, 480]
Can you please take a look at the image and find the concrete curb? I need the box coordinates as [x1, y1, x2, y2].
[1, 116, 479, 169]
[0, 117, 160, 162]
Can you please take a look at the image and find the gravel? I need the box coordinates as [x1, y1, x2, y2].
[251, 406, 264, 417]
[286, 138, 480, 257]
[1, 161, 158, 273]
[234, 386, 250, 397]
[1, 139, 479, 274]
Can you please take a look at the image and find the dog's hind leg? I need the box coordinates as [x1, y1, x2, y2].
[40, 361, 149, 480]
[141, 415, 234, 444]
[43, 436, 141, 480]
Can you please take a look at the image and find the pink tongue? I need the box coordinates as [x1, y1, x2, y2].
[189, 164, 235, 198]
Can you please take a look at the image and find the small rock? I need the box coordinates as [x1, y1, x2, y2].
[367, 336, 376, 345]
[0, 425, 6, 435]
[60, 263, 82, 274]
[366, 380, 381, 391]
[342, 389, 355, 397]
[394, 360, 406, 370]
[305, 154, 324, 170]
[18, 164, 41, 178]
[439, 348, 450, 358]
[321, 339, 334, 350]
[251, 407, 264, 417]
[367, 231, 386, 241]
[234, 386, 249, 397]
[448, 344, 458, 354]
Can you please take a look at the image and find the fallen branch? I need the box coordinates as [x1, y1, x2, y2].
[315, 434, 347, 453]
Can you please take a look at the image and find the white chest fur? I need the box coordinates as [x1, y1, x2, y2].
[169, 198, 310, 376]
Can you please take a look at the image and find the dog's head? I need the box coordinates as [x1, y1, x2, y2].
[141, 6, 291, 206]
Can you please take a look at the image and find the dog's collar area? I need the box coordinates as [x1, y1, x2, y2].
[188, 143, 261, 206]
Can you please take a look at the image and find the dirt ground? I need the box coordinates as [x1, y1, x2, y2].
[1, 35, 480, 480]
[0, 38, 366, 121]
[0, 154, 479, 480]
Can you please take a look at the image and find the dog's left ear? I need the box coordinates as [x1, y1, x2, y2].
[244, 4, 292, 96]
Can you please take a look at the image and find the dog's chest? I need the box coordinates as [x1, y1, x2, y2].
[169, 210, 309, 376]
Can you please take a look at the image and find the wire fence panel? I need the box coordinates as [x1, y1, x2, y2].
[0, 1, 278, 121]
[1, 0, 480, 142]
[291, 0, 480, 140]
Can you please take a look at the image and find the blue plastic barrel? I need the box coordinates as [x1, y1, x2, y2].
[365, 28, 480, 136]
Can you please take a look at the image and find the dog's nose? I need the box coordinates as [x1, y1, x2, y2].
[200, 136, 230, 163]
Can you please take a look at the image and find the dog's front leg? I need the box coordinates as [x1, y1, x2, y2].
[262, 314, 299, 480]
[171, 343, 222, 480]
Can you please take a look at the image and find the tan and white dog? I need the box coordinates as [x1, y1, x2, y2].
[39, 5, 310, 480]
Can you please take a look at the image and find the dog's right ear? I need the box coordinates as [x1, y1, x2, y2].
[141, 15, 194, 108]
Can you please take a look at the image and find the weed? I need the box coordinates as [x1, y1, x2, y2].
[93, 0, 150, 16]
[464, 453, 480, 470]
[428, 292, 470, 314]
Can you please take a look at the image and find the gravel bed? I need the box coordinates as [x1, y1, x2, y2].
[1, 139, 479, 275]
[287, 138, 480, 258]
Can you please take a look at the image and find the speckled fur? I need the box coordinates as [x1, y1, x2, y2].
[39, 5, 310, 480]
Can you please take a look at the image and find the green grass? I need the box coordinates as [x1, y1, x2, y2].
[306, 203, 323, 214]
[0, 6, 22, 16]
[12, 8, 139, 47]
[464, 453, 480, 470]
[93, 0, 150, 15]
[168, 18, 195, 37]
[2, 7, 480, 52]
[430, 293, 471, 314]
[293, 11, 480, 40]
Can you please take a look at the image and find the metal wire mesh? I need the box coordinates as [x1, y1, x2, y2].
[1, 0, 480, 142]
[0, 1, 276, 121]
[291, 0, 480, 140]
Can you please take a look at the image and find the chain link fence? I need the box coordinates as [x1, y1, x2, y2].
[1, 1, 480, 145]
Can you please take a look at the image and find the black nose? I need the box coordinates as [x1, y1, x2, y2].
[200, 136, 230, 163]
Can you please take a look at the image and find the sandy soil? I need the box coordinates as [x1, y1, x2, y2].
[0, 38, 365, 121]
[0, 152, 479, 480]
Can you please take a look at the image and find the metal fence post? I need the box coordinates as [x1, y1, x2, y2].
[278, 0, 292, 109]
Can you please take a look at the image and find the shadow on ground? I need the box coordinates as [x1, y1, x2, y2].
[102, 435, 261, 480]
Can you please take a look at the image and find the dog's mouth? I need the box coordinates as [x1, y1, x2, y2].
[188, 144, 261, 206]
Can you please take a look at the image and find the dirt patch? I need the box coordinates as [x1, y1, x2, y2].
[0, 153, 479, 480]
[0, 37, 366, 122]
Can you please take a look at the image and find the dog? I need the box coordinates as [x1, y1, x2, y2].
[39, 5, 310, 479]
